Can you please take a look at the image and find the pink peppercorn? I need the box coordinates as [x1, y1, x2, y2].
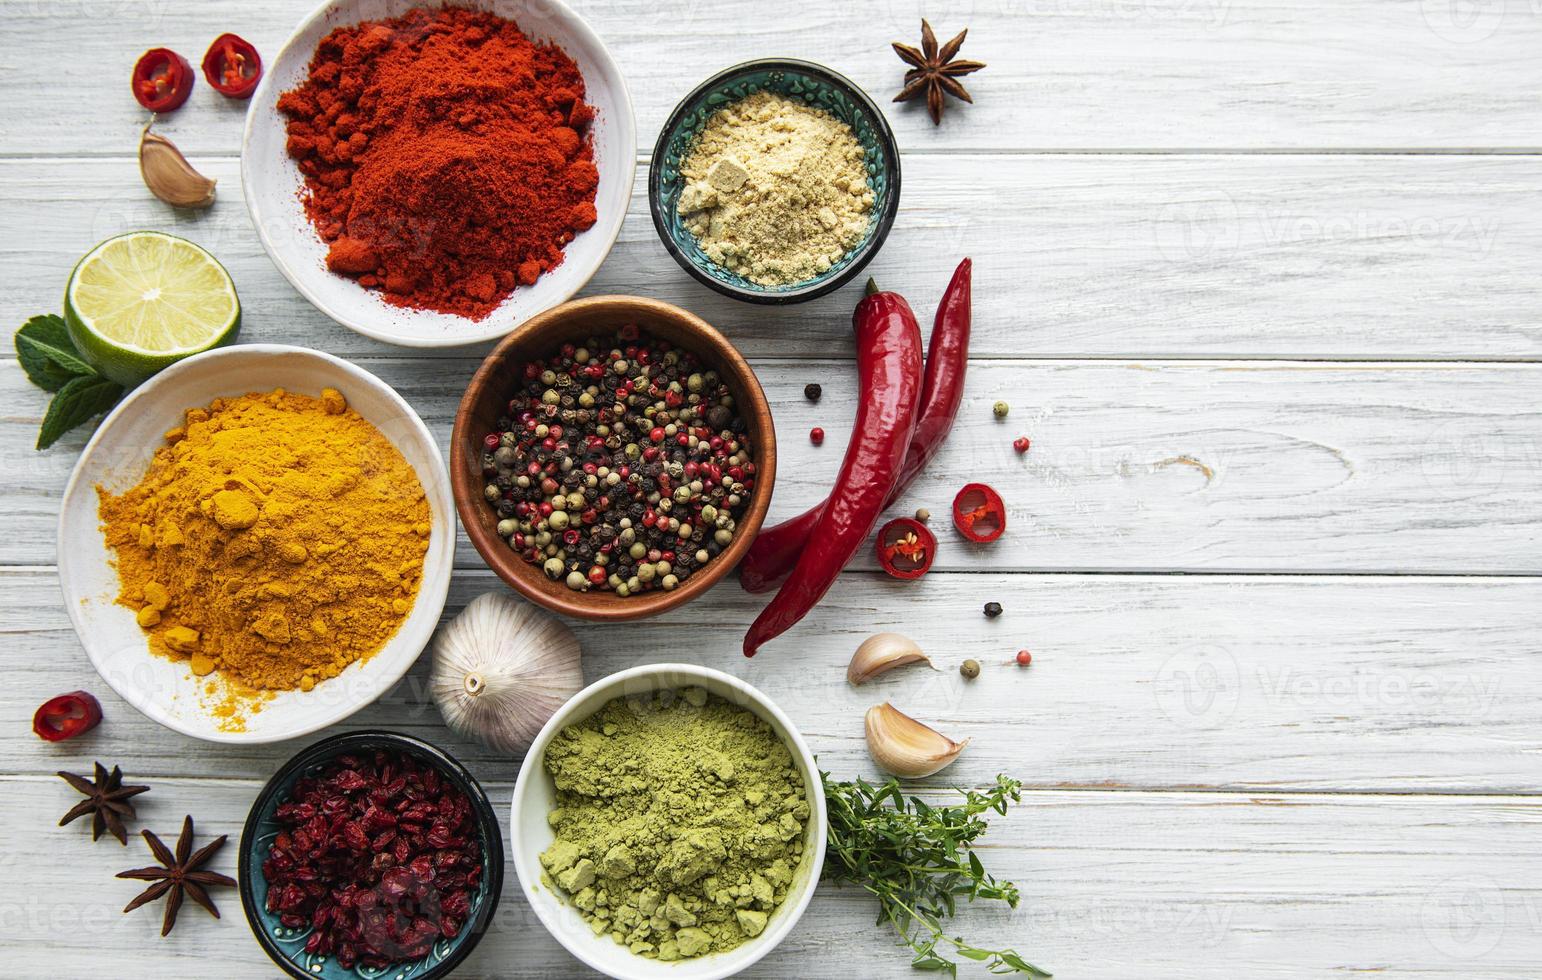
[1014, 436, 1030, 454]
[810, 427, 825, 445]
[1016, 650, 1032, 666]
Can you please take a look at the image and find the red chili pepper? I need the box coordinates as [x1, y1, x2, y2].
[33, 691, 103, 742]
[131, 48, 194, 113]
[874, 517, 936, 580]
[740, 258, 971, 593]
[201, 33, 262, 99]
[953, 482, 1006, 542]
[743, 281, 923, 656]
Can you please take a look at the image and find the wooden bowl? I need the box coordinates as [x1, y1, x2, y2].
[451, 296, 776, 621]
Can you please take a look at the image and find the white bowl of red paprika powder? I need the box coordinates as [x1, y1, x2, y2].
[242, 0, 636, 347]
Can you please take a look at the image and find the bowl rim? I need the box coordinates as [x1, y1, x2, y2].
[508, 663, 828, 980]
[237, 729, 506, 980]
[55, 343, 455, 744]
[647, 57, 902, 306]
[449, 294, 777, 622]
[239, 0, 638, 348]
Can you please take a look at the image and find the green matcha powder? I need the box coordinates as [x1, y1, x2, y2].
[540, 686, 810, 961]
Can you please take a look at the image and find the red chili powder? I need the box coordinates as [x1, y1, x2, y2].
[278, 7, 599, 320]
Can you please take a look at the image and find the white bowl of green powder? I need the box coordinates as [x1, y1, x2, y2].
[510, 664, 827, 979]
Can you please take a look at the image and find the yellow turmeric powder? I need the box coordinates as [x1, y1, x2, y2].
[97, 387, 431, 692]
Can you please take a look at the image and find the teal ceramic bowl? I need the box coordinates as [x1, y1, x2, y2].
[649, 58, 901, 304]
[238, 731, 503, 980]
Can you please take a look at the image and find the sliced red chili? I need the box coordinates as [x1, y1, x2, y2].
[33, 691, 103, 742]
[201, 33, 263, 99]
[875, 517, 936, 580]
[953, 482, 1006, 543]
[132, 48, 194, 113]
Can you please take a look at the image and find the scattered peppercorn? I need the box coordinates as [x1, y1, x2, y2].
[480, 326, 755, 596]
[915, 507, 930, 524]
[810, 427, 825, 445]
[1016, 649, 1032, 666]
[1013, 436, 1030, 454]
[960, 658, 980, 679]
[992, 400, 1009, 418]
[983, 601, 1003, 618]
[804, 383, 822, 401]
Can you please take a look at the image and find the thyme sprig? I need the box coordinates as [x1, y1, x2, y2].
[821, 773, 1049, 977]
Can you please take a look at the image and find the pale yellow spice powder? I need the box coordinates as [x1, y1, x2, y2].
[678, 91, 873, 285]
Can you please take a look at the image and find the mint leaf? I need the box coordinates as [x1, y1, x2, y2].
[37, 374, 122, 450]
[16, 314, 94, 392]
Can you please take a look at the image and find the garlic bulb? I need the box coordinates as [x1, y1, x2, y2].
[430, 592, 584, 755]
[864, 702, 969, 778]
[847, 632, 933, 685]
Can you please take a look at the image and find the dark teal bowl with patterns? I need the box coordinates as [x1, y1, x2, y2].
[649, 58, 902, 305]
[238, 731, 503, 980]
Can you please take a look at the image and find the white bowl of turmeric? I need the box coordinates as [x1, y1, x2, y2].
[56, 345, 454, 743]
[509, 663, 827, 980]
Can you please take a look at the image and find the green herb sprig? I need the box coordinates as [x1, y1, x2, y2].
[14, 314, 122, 449]
[822, 773, 1049, 977]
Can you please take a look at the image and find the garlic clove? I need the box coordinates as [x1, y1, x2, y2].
[139, 126, 216, 209]
[847, 632, 933, 685]
[864, 702, 969, 778]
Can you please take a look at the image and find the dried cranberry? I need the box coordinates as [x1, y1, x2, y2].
[262, 749, 481, 969]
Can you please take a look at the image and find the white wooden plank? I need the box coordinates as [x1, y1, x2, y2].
[4, 567, 1540, 792]
[5, 358, 1540, 573]
[3, 154, 1541, 360]
[2, 0, 1540, 156]
[5, 775, 1540, 978]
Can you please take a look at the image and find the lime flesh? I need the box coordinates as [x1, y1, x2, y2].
[65, 231, 240, 387]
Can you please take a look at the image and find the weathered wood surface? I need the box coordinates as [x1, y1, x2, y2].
[6, 358, 1541, 573]
[6, 567, 1542, 793]
[3, 0, 1542, 976]
[2, 155, 1540, 360]
[3, 0, 1541, 155]
[7, 775, 1541, 979]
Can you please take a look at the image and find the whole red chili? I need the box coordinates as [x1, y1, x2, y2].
[740, 258, 971, 593]
[278, 7, 600, 320]
[201, 33, 262, 99]
[874, 517, 936, 580]
[33, 691, 103, 742]
[743, 280, 923, 657]
[954, 482, 1007, 543]
[131, 48, 194, 113]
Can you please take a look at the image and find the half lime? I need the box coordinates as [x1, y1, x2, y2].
[65, 231, 241, 387]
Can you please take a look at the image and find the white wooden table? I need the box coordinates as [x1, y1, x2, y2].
[4, 1, 1541, 976]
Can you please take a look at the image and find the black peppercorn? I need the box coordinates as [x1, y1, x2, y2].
[804, 383, 822, 401]
[983, 601, 1003, 618]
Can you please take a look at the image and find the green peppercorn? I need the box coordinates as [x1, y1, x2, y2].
[714, 528, 733, 546]
[661, 574, 679, 591]
[993, 400, 1010, 418]
[915, 507, 930, 524]
[549, 510, 571, 531]
[543, 557, 564, 579]
[961, 659, 981, 679]
[630, 542, 647, 560]
[483, 483, 500, 503]
[496, 518, 518, 537]
[637, 564, 656, 583]
[566, 570, 587, 591]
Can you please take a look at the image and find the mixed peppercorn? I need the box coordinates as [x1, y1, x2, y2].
[481, 326, 755, 596]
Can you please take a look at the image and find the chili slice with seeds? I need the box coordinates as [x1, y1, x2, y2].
[33, 691, 104, 742]
[131, 48, 194, 113]
[953, 482, 1006, 543]
[201, 33, 262, 99]
[875, 517, 936, 580]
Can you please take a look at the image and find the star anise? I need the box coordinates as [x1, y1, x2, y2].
[58, 762, 150, 845]
[892, 20, 986, 125]
[117, 815, 236, 936]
